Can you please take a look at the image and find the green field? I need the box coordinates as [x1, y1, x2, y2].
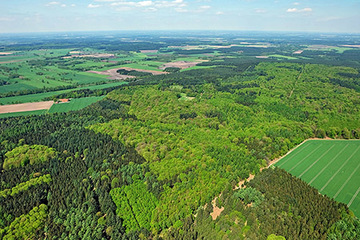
[275, 140, 360, 217]
[0, 110, 47, 119]
[48, 96, 105, 113]
[268, 54, 298, 60]
[0, 81, 127, 105]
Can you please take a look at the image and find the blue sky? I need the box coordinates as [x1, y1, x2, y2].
[1, 0, 359, 33]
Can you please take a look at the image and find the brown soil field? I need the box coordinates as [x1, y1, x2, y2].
[293, 50, 304, 54]
[140, 50, 158, 53]
[168, 44, 239, 50]
[0, 101, 54, 114]
[0, 60, 22, 64]
[118, 67, 168, 75]
[160, 61, 201, 70]
[87, 69, 135, 80]
[341, 45, 360, 48]
[0, 52, 13, 55]
[64, 53, 115, 59]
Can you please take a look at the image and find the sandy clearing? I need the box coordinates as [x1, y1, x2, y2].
[87, 68, 135, 80]
[255, 56, 269, 59]
[210, 195, 224, 220]
[0, 101, 54, 114]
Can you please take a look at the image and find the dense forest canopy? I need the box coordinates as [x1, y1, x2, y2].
[0, 32, 359, 239]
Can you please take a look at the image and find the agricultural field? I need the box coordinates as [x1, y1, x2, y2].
[0, 81, 127, 105]
[48, 96, 105, 113]
[275, 140, 360, 217]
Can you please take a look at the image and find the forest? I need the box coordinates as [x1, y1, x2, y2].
[0, 32, 360, 239]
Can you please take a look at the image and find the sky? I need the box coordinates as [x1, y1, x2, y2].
[0, 0, 360, 33]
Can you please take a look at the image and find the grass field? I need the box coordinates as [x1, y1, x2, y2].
[0, 81, 127, 105]
[0, 110, 47, 119]
[48, 96, 105, 113]
[274, 140, 360, 217]
[268, 54, 298, 60]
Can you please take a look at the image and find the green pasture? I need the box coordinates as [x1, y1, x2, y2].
[268, 54, 298, 60]
[275, 140, 360, 217]
[0, 81, 127, 104]
[48, 96, 105, 113]
[0, 110, 47, 119]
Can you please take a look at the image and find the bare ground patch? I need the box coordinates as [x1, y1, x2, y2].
[140, 50, 158, 53]
[0, 101, 54, 114]
[210, 195, 224, 220]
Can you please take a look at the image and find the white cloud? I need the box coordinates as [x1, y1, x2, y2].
[293, 2, 300, 5]
[287, 8, 298, 12]
[111, 0, 187, 9]
[88, 3, 102, 8]
[71, 4, 76, 7]
[111, 1, 153, 7]
[61, 4, 66, 7]
[216, 11, 224, 15]
[95, 0, 118, 1]
[46, 1, 60, 6]
[287, 7, 312, 13]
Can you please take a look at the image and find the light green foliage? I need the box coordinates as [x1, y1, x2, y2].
[0, 204, 48, 239]
[110, 180, 158, 232]
[267, 234, 286, 240]
[0, 174, 52, 197]
[234, 187, 264, 207]
[3, 144, 57, 170]
[327, 212, 360, 240]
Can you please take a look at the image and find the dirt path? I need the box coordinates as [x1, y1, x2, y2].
[0, 101, 54, 114]
[288, 65, 304, 99]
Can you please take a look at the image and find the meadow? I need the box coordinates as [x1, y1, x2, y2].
[275, 140, 360, 217]
[48, 96, 105, 113]
[0, 81, 127, 105]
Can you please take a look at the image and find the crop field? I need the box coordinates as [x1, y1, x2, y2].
[0, 81, 127, 105]
[48, 96, 105, 113]
[0, 109, 47, 119]
[275, 140, 360, 217]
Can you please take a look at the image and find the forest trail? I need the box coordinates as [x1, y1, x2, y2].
[288, 65, 304, 99]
